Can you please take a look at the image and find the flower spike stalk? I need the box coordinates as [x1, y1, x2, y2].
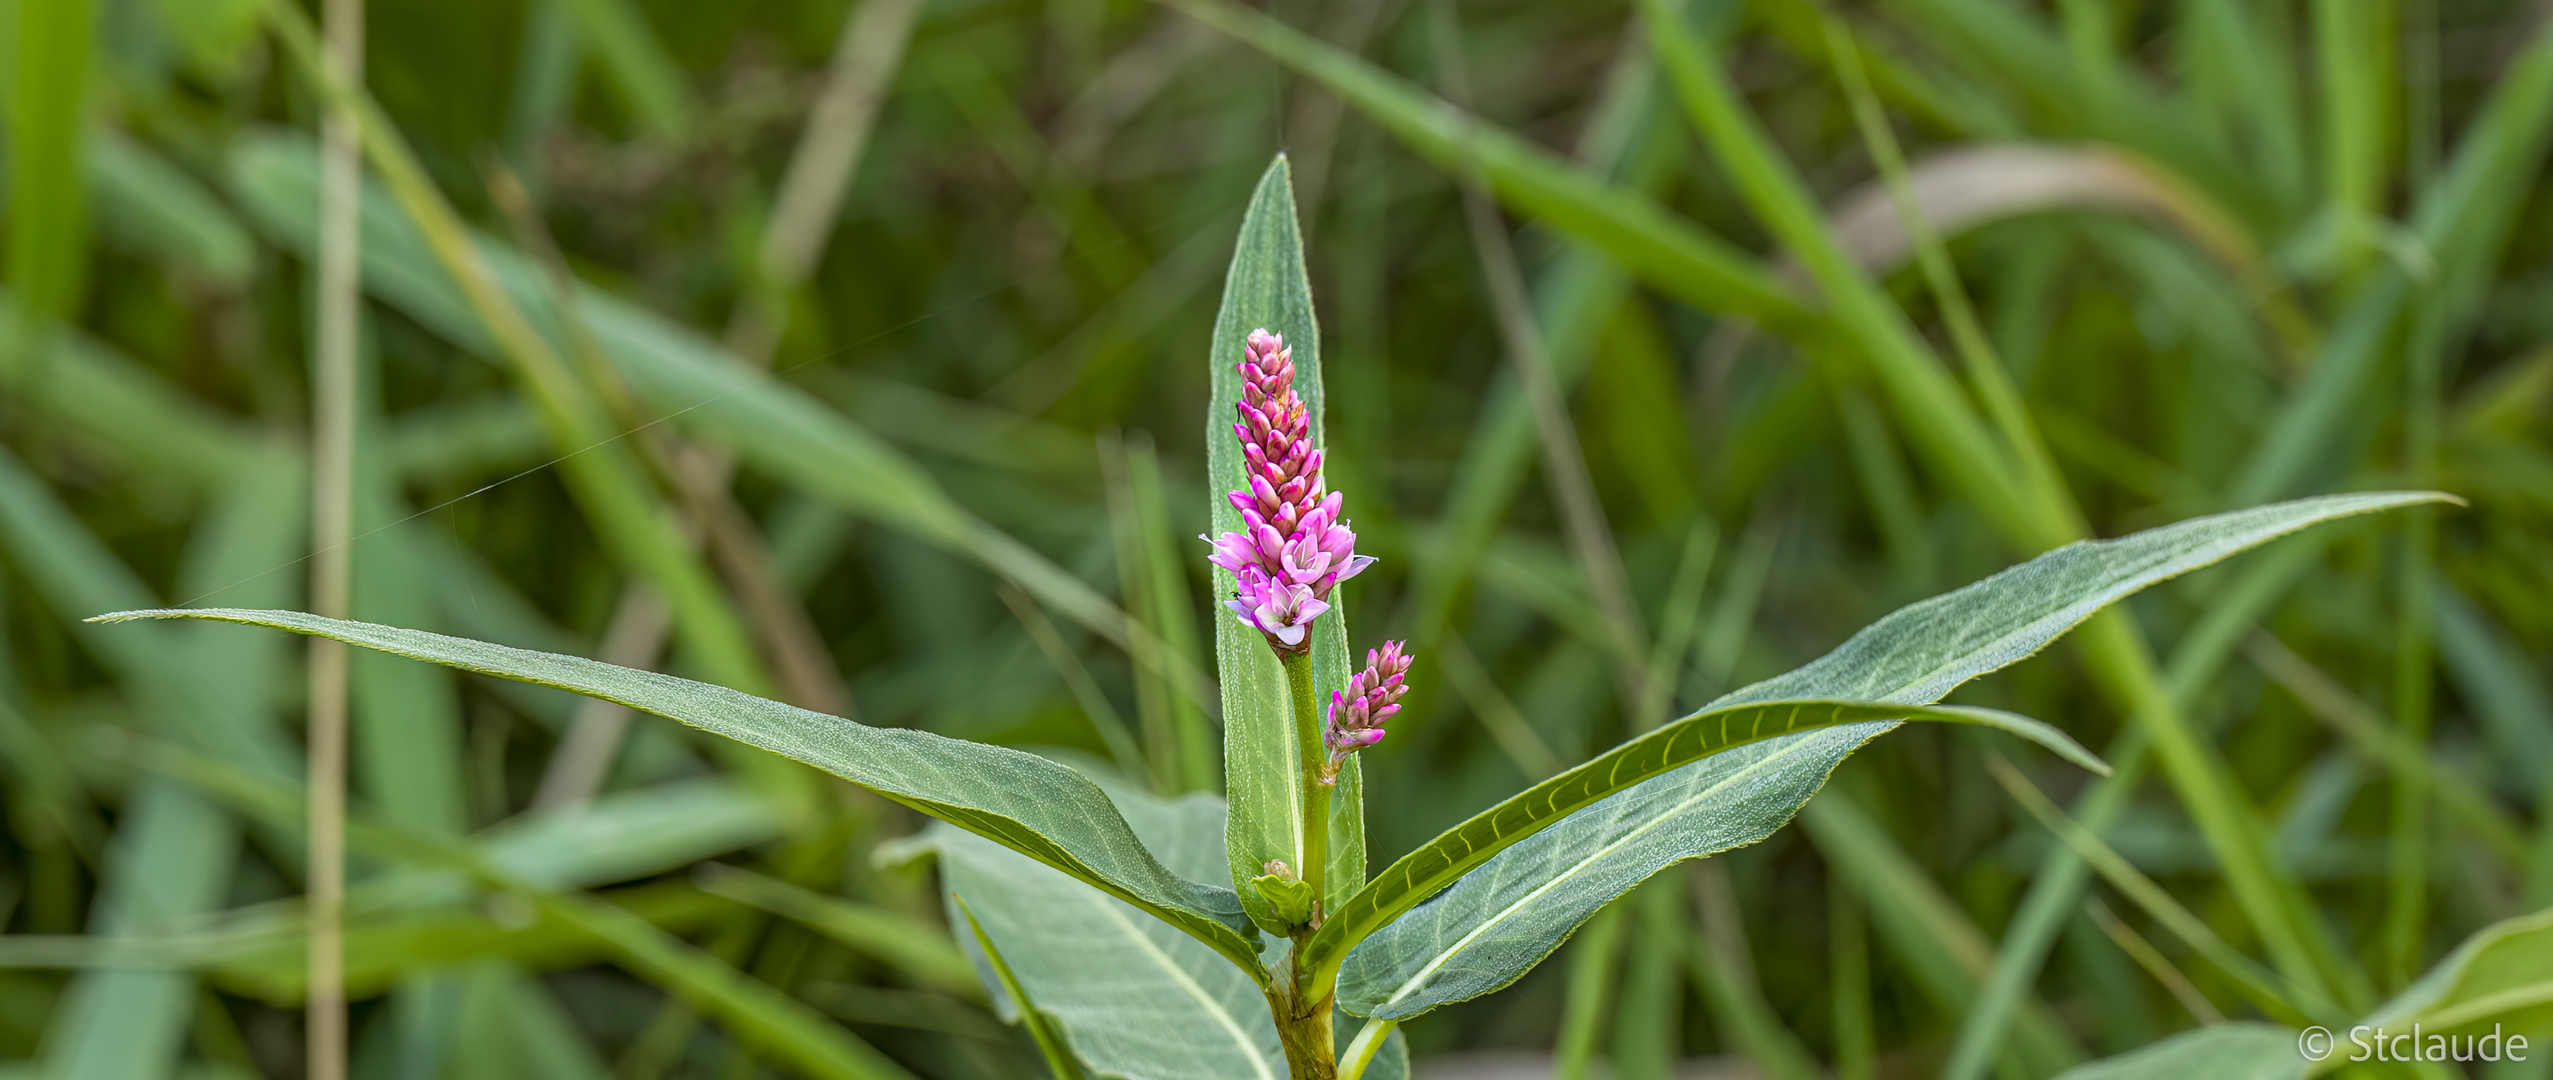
[1206, 329, 1374, 652]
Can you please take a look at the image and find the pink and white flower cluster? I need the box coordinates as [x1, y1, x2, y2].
[1205, 329, 1373, 650]
[1324, 642, 1412, 779]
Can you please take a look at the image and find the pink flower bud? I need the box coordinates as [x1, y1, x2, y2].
[1322, 639, 1414, 773]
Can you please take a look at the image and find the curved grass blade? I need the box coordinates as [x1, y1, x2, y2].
[89, 608, 1269, 980]
[1303, 700, 2091, 998]
[1301, 492, 2448, 994]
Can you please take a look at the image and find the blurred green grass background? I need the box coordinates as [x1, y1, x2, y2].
[1, 0, 2550, 1076]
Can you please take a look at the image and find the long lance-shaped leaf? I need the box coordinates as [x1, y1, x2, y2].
[1160, 0, 1811, 334]
[1300, 700, 2090, 995]
[1206, 156, 1365, 931]
[88, 609, 1271, 981]
[1297, 491, 2447, 994]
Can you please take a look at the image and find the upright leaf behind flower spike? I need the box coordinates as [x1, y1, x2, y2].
[1208, 156, 1366, 932]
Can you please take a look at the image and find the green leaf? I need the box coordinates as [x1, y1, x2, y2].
[2054, 906, 2553, 1080]
[1311, 492, 2447, 1013]
[888, 779, 1286, 1080]
[0, 448, 302, 1080]
[1325, 706, 2066, 1019]
[2361, 905, 2553, 1037]
[89, 608, 1269, 979]
[1205, 156, 1366, 931]
[474, 780, 785, 891]
[1806, 791, 2085, 1076]
[2234, 16, 2553, 505]
[206, 884, 732, 1002]
[0, 295, 253, 486]
[448, 962, 615, 1080]
[2047, 1024, 2304, 1080]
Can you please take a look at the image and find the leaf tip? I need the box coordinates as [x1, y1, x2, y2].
[87, 609, 168, 624]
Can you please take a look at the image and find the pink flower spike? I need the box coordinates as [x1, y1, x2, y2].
[1208, 326, 1381, 653]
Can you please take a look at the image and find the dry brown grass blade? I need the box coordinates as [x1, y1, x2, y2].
[1821, 144, 2254, 274]
[306, 0, 363, 1073]
[1710, 143, 2311, 369]
[533, 586, 671, 809]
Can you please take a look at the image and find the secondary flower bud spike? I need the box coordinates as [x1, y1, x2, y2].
[1203, 329, 1374, 653]
[1324, 641, 1412, 780]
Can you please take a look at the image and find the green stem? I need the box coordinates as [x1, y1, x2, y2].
[1284, 648, 1329, 917]
[1275, 648, 1340, 1078]
[1337, 1018, 1397, 1080]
